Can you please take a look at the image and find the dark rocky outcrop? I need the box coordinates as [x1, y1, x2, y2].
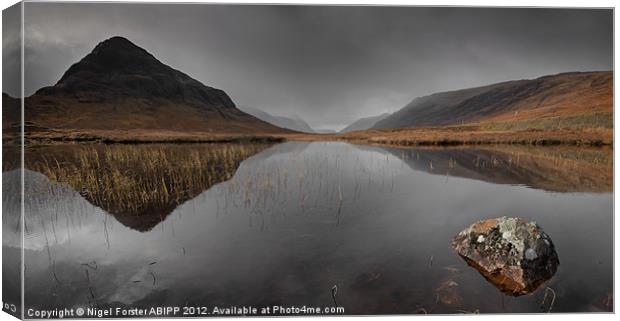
[38, 36, 235, 111]
[452, 217, 559, 296]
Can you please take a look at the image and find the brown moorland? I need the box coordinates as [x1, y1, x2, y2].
[374, 71, 612, 129]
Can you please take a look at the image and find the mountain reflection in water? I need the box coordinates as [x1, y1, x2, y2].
[5, 143, 274, 231]
[371, 145, 612, 193]
[2, 141, 613, 314]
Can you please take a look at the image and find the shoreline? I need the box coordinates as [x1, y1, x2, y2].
[326, 126, 613, 147]
[3, 127, 613, 147]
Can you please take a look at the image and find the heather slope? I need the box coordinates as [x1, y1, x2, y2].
[374, 71, 612, 130]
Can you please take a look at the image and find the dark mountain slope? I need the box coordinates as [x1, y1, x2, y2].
[21, 36, 290, 134]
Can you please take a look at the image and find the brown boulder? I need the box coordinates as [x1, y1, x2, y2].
[452, 217, 559, 296]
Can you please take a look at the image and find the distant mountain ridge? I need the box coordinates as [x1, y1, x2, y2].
[238, 106, 315, 133]
[340, 113, 390, 133]
[11, 36, 290, 134]
[314, 129, 337, 134]
[374, 71, 612, 129]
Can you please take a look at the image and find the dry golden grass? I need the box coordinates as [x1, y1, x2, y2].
[2, 128, 285, 145]
[5, 126, 610, 149]
[327, 127, 612, 147]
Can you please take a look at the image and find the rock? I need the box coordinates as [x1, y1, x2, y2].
[452, 217, 559, 296]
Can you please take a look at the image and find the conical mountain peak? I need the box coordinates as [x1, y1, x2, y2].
[25, 36, 293, 135]
[57, 36, 162, 85]
[94, 36, 141, 50]
[88, 36, 156, 62]
[46, 36, 240, 111]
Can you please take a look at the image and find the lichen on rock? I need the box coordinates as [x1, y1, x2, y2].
[452, 216, 559, 296]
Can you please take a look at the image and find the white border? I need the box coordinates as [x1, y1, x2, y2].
[0, 1, 616, 321]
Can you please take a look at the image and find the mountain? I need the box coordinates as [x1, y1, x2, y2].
[374, 71, 612, 129]
[238, 106, 314, 133]
[18, 36, 289, 135]
[340, 113, 390, 133]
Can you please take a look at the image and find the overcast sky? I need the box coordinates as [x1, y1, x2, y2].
[3, 4, 613, 130]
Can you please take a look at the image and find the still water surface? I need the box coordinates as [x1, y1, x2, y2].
[3, 142, 613, 314]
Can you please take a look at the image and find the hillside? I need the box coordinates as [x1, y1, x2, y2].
[340, 113, 390, 133]
[238, 106, 314, 133]
[374, 71, 612, 130]
[12, 36, 290, 138]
